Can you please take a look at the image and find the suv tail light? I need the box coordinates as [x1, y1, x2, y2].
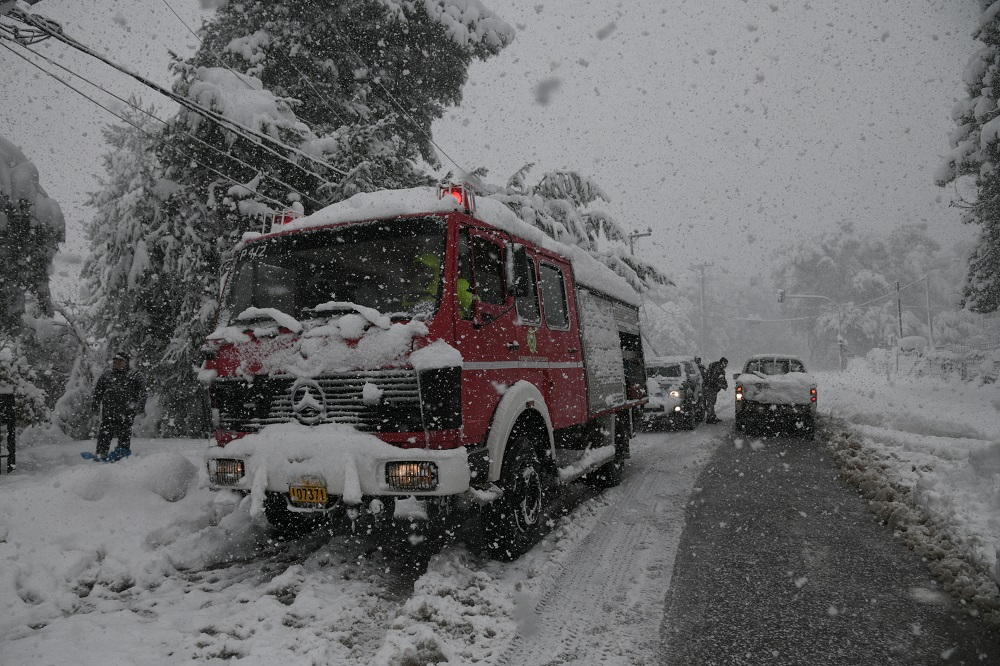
[810, 388, 817, 403]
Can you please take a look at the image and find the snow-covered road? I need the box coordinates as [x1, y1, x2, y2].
[496, 430, 713, 665]
[2, 354, 998, 664]
[0, 429, 715, 665]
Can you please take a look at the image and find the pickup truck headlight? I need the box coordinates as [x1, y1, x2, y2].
[669, 389, 682, 398]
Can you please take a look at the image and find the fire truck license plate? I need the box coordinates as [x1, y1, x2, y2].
[289, 484, 327, 505]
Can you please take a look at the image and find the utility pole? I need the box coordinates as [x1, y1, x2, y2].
[691, 262, 712, 358]
[925, 275, 934, 346]
[628, 227, 652, 255]
[896, 281, 903, 339]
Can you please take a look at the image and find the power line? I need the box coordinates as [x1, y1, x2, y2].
[158, 0, 256, 93]
[0, 41, 290, 212]
[333, 29, 469, 176]
[159, 0, 353, 133]
[9, 38, 326, 210]
[8, 7, 352, 183]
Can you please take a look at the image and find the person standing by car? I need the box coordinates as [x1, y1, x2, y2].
[704, 357, 729, 424]
[91, 352, 147, 460]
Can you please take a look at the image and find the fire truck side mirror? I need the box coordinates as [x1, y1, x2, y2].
[507, 243, 531, 298]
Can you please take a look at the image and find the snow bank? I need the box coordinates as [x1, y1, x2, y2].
[819, 358, 1000, 626]
[0, 446, 215, 639]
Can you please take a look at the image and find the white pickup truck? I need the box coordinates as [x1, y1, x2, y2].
[733, 354, 817, 438]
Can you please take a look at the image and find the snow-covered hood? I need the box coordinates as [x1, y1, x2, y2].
[736, 371, 816, 405]
[201, 307, 461, 381]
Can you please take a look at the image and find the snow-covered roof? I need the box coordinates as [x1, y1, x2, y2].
[272, 187, 641, 307]
[647, 355, 697, 366]
[745, 353, 805, 362]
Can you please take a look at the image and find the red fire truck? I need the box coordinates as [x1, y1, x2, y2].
[202, 184, 647, 560]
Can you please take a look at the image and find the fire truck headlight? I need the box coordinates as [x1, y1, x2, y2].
[386, 462, 439, 491]
[208, 458, 245, 486]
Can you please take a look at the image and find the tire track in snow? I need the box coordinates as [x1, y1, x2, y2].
[496, 431, 717, 666]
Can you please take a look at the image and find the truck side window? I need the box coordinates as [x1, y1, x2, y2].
[515, 257, 541, 324]
[539, 263, 569, 330]
[457, 231, 474, 318]
[471, 235, 505, 305]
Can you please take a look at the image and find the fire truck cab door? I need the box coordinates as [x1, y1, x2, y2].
[454, 228, 529, 444]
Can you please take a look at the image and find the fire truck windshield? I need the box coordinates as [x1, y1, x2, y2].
[219, 217, 447, 325]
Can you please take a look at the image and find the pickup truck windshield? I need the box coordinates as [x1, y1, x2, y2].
[219, 217, 447, 325]
[744, 358, 805, 375]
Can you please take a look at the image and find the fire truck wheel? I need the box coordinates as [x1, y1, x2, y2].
[483, 436, 546, 562]
[263, 491, 334, 539]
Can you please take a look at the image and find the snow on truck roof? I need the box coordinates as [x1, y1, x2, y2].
[253, 187, 641, 307]
[647, 356, 696, 366]
[745, 353, 805, 362]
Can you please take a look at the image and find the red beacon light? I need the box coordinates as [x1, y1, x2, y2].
[437, 182, 476, 214]
[268, 201, 304, 232]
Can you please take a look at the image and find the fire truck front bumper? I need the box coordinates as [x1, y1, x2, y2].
[205, 442, 471, 500]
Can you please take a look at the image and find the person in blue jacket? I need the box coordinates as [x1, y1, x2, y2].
[91, 352, 147, 460]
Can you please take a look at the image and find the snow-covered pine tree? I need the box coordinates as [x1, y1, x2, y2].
[774, 223, 947, 358]
[84, 1, 514, 435]
[469, 164, 673, 294]
[936, 3, 1000, 313]
[79, 103, 176, 431]
[0, 137, 66, 428]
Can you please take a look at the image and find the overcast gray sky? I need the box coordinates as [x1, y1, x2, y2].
[432, 1, 981, 278]
[0, 0, 982, 300]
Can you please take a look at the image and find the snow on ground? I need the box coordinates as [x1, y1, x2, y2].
[815, 356, 1000, 627]
[0, 353, 998, 663]
[0, 431, 711, 664]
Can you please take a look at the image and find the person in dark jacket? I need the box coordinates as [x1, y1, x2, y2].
[694, 356, 708, 421]
[704, 357, 729, 424]
[92, 352, 147, 460]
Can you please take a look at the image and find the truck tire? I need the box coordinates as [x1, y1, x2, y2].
[263, 491, 331, 538]
[734, 412, 747, 433]
[483, 435, 546, 562]
[800, 414, 816, 440]
[684, 402, 698, 430]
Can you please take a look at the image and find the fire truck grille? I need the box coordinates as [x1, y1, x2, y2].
[213, 370, 424, 433]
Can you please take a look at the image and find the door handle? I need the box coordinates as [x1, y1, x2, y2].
[567, 347, 579, 353]
[505, 342, 520, 351]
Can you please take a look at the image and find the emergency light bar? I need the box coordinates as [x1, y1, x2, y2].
[437, 182, 476, 214]
[267, 201, 304, 232]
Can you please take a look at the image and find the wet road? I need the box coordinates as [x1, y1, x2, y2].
[659, 426, 999, 665]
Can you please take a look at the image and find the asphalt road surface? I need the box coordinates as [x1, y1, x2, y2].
[659, 427, 999, 665]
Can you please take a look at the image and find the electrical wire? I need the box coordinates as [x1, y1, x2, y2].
[159, 0, 352, 132]
[333, 29, 469, 176]
[0, 41, 290, 212]
[9, 39, 327, 210]
[9, 7, 352, 182]
[158, 0, 257, 92]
